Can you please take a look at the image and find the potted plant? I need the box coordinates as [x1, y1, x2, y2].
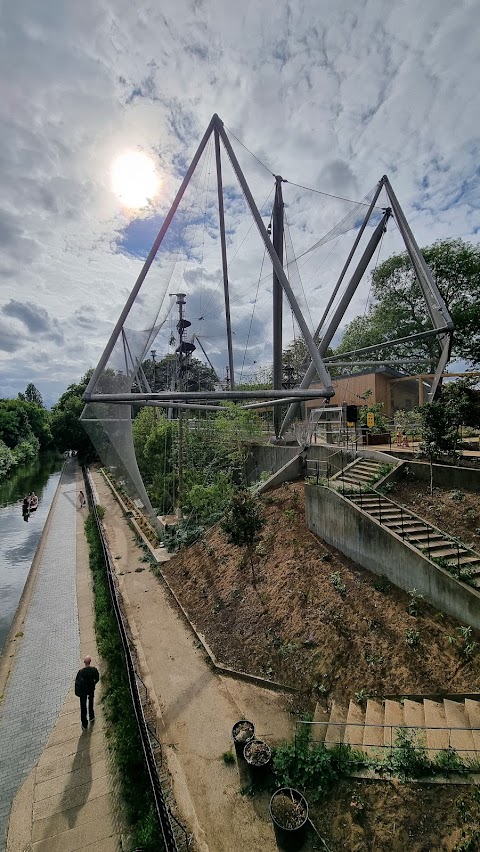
[231, 720, 255, 759]
[269, 787, 309, 851]
[243, 737, 272, 783]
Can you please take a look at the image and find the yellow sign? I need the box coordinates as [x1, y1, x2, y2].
[367, 412, 375, 428]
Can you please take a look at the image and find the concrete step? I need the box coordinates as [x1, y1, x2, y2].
[428, 547, 468, 558]
[465, 700, 480, 753]
[344, 701, 365, 749]
[387, 524, 431, 533]
[363, 700, 385, 756]
[403, 699, 425, 736]
[407, 532, 445, 543]
[311, 702, 329, 744]
[424, 699, 449, 758]
[324, 701, 347, 748]
[384, 700, 404, 749]
[443, 699, 477, 760]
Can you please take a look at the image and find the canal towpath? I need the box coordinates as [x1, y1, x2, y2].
[1, 460, 123, 851]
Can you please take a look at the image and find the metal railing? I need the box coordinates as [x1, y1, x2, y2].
[84, 469, 190, 852]
[346, 489, 480, 580]
[295, 719, 480, 767]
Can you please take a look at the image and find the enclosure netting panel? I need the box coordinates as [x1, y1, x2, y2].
[81, 140, 219, 516]
[81, 127, 415, 516]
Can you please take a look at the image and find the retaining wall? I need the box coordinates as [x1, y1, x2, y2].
[305, 484, 480, 630]
[406, 461, 480, 493]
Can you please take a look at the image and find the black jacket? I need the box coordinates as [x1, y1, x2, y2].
[75, 665, 99, 696]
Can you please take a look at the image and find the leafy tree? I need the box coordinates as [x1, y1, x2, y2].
[140, 355, 217, 392]
[0, 399, 51, 449]
[221, 489, 265, 586]
[282, 338, 339, 384]
[24, 383, 43, 406]
[419, 378, 480, 463]
[50, 370, 96, 460]
[335, 239, 480, 369]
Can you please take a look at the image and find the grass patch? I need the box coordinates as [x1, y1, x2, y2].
[85, 513, 159, 851]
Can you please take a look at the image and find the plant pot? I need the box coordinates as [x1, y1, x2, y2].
[269, 788, 309, 851]
[232, 720, 255, 759]
[243, 737, 272, 783]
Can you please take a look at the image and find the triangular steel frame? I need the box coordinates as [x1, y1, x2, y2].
[279, 174, 454, 436]
[83, 113, 335, 408]
[83, 115, 454, 421]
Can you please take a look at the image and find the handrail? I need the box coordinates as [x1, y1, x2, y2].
[295, 718, 480, 760]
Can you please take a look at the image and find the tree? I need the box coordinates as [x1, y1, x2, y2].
[140, 355, 217, 392]
[24, 383, 43, 406]
[221, 490, 265, 587]
[50, 370, 96, 460]
[335, 239, 480, 369]
[281, 338, 339, 385]
[419, 378, 480, 478]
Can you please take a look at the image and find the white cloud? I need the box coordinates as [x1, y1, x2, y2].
[0, 0, 478, 405]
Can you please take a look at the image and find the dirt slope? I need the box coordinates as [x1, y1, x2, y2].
[162, 482, 480, 706]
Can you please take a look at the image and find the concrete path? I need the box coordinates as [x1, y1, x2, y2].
[2, 462, 123, 851]
[93, 470, 295, 852]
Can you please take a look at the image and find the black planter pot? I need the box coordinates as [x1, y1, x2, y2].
[232, 720, 255, 760]
[243, 737, 272, 783]
[269, 787, 309, 851]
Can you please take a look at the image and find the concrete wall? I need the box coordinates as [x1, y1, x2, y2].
[245, 444, 302, 485]
[246, 442, 400, 485]
[406, 461, 480, 493]
[305, 484, 480, 630]
[257, 452, 305, 493]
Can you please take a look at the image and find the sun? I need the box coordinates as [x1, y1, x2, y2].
[111, 151, 160, 209]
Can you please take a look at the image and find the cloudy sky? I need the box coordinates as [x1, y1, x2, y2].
[0, 0, 479, 406]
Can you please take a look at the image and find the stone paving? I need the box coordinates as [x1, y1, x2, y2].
[0, 461, 80, 851]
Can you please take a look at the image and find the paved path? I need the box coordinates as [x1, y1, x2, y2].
[1, 462, 123, 851]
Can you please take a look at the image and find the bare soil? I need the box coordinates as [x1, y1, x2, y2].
[158, 479, 480, 851]
[162, 482, 480, 705]
[389, 479, 480, 553]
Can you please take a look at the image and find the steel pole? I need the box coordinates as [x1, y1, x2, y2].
[214, 126, 235, 390]
[84, 115, 217, 402]
[215, 117, 334, 396]
[280, 209, 391, 436]
[272, 176, 284, 437]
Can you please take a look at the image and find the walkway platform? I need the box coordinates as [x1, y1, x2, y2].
[0, 461, 123, 851]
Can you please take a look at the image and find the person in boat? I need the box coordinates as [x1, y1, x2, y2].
[28, 492, 39, 511]
[22, 496, 30, 521]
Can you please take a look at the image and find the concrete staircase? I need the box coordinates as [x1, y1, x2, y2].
[312, 697, 480, 762]
[329, 458, 393, 491]
[347, 491, 480, 587]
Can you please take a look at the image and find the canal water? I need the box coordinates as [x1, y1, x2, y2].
[0, 454, 63, 652]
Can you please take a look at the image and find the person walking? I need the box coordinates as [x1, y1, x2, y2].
[78, 490, 86, 508]
[75, 655, 99, 730]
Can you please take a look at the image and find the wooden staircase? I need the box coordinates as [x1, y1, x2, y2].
[312, 697, 480, 762]
[347, 491, 480, 587]
[329, 458, 393, 491]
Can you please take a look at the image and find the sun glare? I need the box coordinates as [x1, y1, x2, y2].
[111, 151, 160, 209]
